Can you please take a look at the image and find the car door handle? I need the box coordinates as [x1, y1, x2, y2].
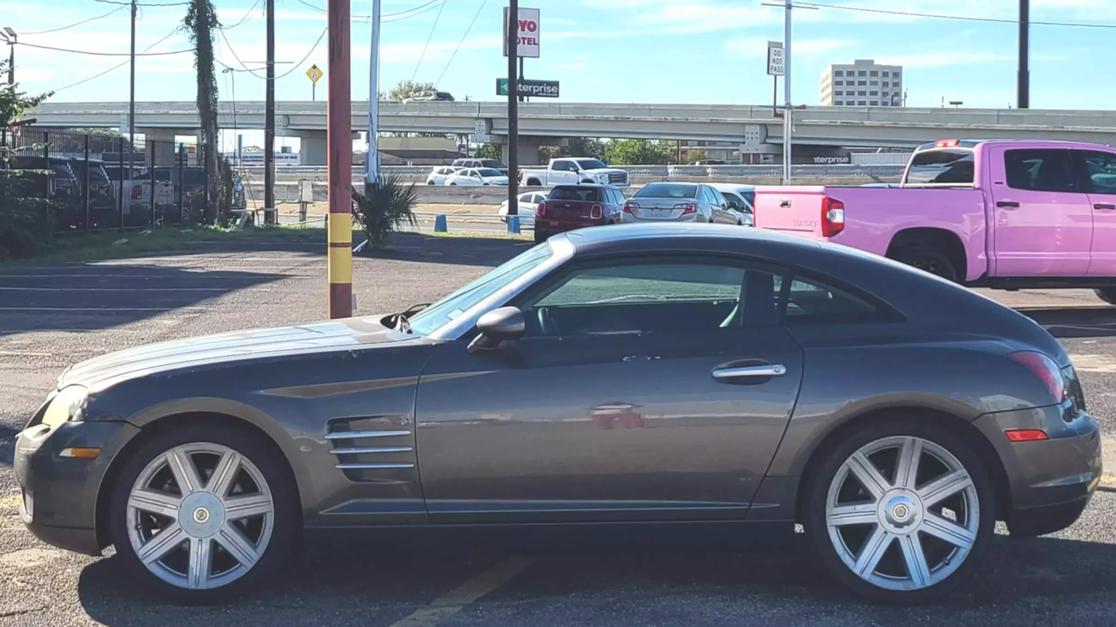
[712, 364, 787, 381]
[1094, 203, 1116, 211]
[996, 200, 1020, 208]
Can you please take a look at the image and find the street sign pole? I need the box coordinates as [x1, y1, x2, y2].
[366, 0, 381, 186]
[327, 0, 352, 319]
[783, 0, 793, 183]
[506, 0, 519, 218]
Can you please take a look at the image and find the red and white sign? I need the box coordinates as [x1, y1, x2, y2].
[503, 7, 540, 58]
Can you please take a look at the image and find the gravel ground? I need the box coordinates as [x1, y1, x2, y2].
[1, 234, 1114, 626]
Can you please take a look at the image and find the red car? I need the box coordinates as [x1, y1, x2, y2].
[533, 184, 625, 243]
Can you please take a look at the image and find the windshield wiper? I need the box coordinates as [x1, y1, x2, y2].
[385, 303, 430, 334]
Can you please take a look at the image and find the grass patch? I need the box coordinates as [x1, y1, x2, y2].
[428, 230, 532, 241]
[4, 225, 329, 265]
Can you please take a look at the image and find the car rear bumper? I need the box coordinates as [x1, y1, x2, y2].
[535, 218, 608, 234]
[621, 213, 701, 224]
[972, 404, 1102, 536]
[14, 420, 139, 555]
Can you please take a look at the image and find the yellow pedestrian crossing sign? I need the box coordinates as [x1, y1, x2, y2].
[306, 65, 324, 84]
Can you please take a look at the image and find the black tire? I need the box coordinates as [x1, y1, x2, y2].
[894, 246, 959, 282]
[534, 230, 549, 244]
[108, 419, 299, 604]
[527, 178, 541, 186]
[802, 418, 996, 604]
[1095, 287, 1116, 305]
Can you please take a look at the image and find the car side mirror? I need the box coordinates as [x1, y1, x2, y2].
[468, 306, 525, 353]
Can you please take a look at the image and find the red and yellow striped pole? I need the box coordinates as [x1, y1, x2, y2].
[327, 0, 352, 318]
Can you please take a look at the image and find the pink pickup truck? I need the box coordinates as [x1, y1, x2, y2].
[755, 139, 1116, 304]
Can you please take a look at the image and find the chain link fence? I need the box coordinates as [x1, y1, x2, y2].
[2, 129, 244, 233]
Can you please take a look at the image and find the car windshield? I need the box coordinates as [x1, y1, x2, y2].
[576, 159, 607, 170]
[480, 160, 505, 168]
[549, 186, 601, 201]
[476, 168, 503, 177]
[635, 183, 698, 199]
[408, 244, 552, 336]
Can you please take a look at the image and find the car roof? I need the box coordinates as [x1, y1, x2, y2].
[711, 183, 755, 191]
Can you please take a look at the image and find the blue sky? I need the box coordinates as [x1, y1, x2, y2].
[9, 0, 1116, 111]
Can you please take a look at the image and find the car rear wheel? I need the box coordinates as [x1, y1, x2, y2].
[1095, 287, 1116, 305]
[534, 230, 549, 244]
[894, 246, 959, 282]
[804, 419, 995, 603]
[108, 422, 298, 603]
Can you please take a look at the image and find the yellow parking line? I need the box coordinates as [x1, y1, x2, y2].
[389, 556, 533, 627]
[0, 493, 22, 510]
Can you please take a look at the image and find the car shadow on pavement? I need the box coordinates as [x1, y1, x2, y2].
[369, 233, 531, 268]
[0, 263, 287, 336]
[1021, 307, 1116, 339]
[74, 532, 1116, 623]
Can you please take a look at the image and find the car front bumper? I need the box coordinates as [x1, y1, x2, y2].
[14, 420, 139, 555]
[972, 404, 1102, 536]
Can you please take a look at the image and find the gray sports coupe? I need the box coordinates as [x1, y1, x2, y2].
[15, 224, 1101, 603]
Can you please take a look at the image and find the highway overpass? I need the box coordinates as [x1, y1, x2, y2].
[28, 100, 1116, 165]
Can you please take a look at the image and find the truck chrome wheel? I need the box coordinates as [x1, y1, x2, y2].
[825, 436, 979, 592]
[125, 443, 274, 591]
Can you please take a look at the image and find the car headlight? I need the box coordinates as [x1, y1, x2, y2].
[41, 385, 87, 428]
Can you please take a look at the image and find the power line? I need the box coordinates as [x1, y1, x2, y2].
[23, 6, 127, 35]
[17, 41, 193, 56]
[93, 0, 190, 6]
[217, 26, 268, 78]
[50, 26, 182, 92]
[290, 0, 445, 22]
[274, 27, 327, 79]
[434, 0, 487, 86]
[222, 0, 263, 30]
[410, 0, 447, 83]
[793, 1, 1116, 29]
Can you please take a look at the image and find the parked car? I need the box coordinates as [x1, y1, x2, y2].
[9, 154, 80, 200]
[452, 158, 507, 175]
[710, 184, 755, 226]
[753, 139, 1116, 304]
[622, 182, 732, 224]
[711, 182, 756, 208]
[9, 156, 109, 229]
[15, 225, 1099, 603]
[445, 167, 508, 186]
[519, 157, 629, 187]
[533, 184, 624, 243]
[498, 190, 548, 228]
[425, 166, 460, 185]
[68, 159, 119, 226]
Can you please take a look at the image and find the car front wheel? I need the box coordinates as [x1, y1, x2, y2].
[1095, 287, 1116, 305]
[804, 419, 995, 603]
[108, 422, 298, 603]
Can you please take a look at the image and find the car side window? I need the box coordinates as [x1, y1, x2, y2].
[1004, 149, 1079, 193]
[780, 275, 890, 324]
[1079, 151, 1116, 194]
[521, 261, 780, 338]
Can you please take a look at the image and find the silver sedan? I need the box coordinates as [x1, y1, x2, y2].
[622, 182, 734, 224]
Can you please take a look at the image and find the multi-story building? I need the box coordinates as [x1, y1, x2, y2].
[821, 59, 903, 107]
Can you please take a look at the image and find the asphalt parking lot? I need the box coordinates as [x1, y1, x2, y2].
[2, 234, 1115, 625]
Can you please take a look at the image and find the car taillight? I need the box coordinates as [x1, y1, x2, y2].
[935, 139, 960, 147]
[131, 186, 142, 200]
[1004, 428, 1049, 442]
[821, 196, 845, 237]
[623, 201, 638, 214]
[675, 202, 697, 215]
[1010, 351, 1067, 404]
[536, 201, 546, 217]
[589, 204, 603, 219]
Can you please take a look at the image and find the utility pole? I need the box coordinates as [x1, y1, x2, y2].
[129, 1, 137, 159]
[506, 0, 519, 217]
[782, 0, 793, 183]
[265, 0, 276, 223]
[327, 0, 352, 318]
[366, 0, 381, 186]
[2, 27, 15, 85]
[1018, 0, 1030, 108]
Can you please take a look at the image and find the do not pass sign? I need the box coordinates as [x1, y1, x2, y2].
[504, 7, 540, 58]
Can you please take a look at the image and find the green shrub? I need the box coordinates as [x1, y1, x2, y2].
[0, 194, 54, 259]
[351, 175, 417, 250]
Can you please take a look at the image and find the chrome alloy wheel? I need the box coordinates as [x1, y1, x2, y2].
[825, 435, 980, 592]
[126, 443, 274, 590]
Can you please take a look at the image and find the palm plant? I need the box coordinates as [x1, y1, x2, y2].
[352, 174, 417, 250]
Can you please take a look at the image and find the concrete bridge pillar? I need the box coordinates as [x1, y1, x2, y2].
[138, 128, 181, 165]
[499, 136, 545, 166]
[296, 130, 328, 166]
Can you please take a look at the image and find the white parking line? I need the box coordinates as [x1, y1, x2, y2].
[389, 556, 533, 627]
[0, 287, 262, 292]
[0, 307, 211, 312]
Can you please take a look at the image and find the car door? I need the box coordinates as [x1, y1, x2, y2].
[415, 257, 804, 524]
[551, 161, 577, 185]
[1076, 150, 1116, 277]
[989, 146, 1093, 276]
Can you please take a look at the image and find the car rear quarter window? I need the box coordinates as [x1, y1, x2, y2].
[1004, 149, 1079, 192]
[906, 149, 975, 185]
[635, 183, 698, 199]
[780, 275, 892, 324]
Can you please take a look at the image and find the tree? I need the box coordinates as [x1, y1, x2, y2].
[184, 0, 220, 224]
[603, 139, 674, 165]
[385, 80, 438, 102]
[0, 59, 54, 258]
[352, 175, 417, 250]
[0, 59, 50, 152]
[685, 148, 708, 164]
[474, 143, 503, 160]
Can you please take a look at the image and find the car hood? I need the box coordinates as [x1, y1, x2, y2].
[59, 317, 417, 390]
[483, 176, 509, 184]
[584, 168, 626, 175]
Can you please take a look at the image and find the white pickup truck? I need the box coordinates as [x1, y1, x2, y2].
[518, 158, 629, 187]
